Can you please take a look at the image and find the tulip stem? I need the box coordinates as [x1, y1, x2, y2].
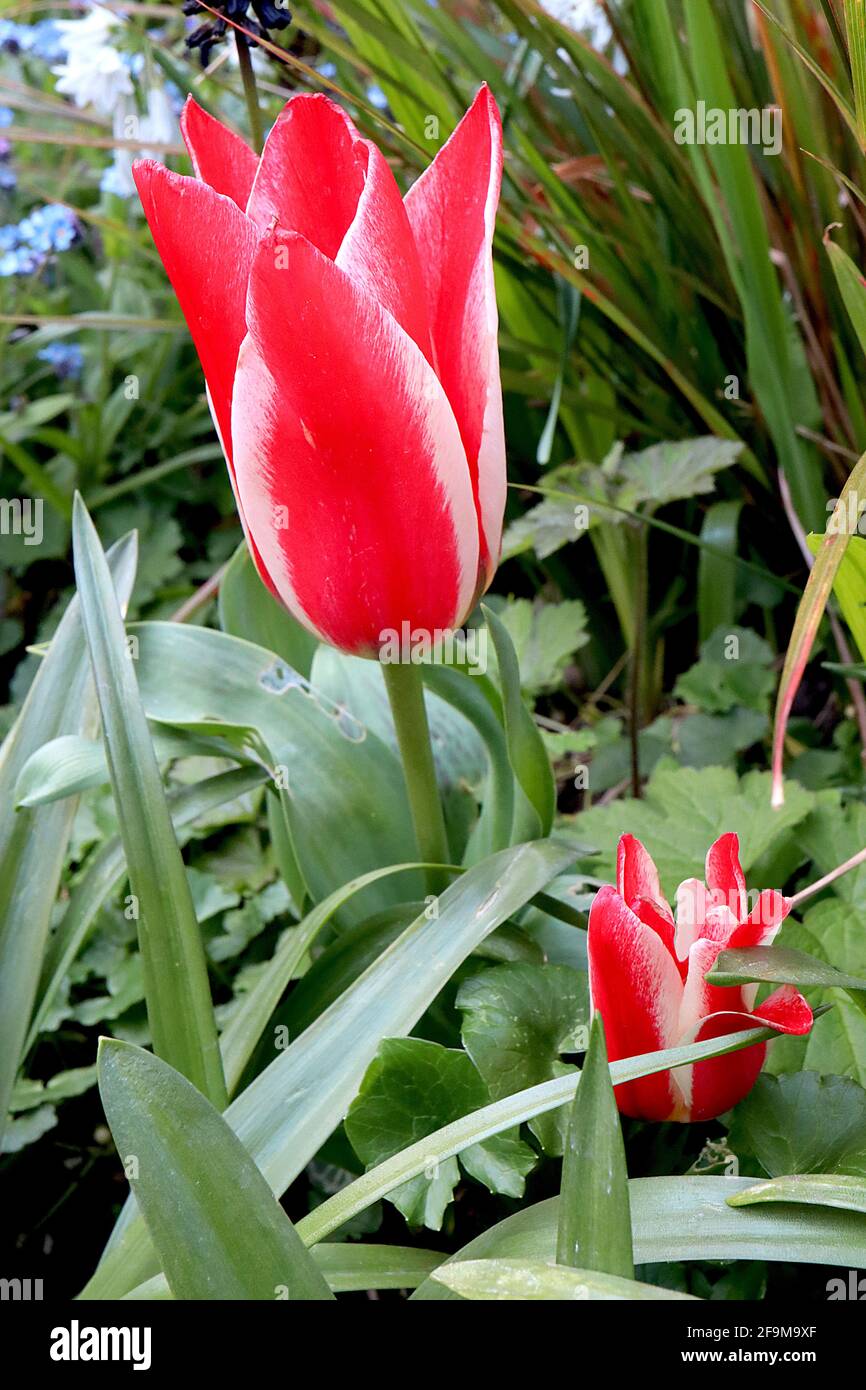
[381, 661, 449, 898]
[235, 32, 264, 154]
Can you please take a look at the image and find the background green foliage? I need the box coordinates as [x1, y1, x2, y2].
[4, 0, 866, 1302]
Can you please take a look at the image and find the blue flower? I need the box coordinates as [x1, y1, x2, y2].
[37, 340, 84, 380]
[0, 204, 80, 275]
[0, 18, 66, 64]
[0, 245, 41, 277]
[29, 19, 67, 64]
[18, 204, 79, 253]
[0, 107, 13, 129]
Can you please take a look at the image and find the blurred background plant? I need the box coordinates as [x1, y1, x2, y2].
[4, 0, 866, 1301]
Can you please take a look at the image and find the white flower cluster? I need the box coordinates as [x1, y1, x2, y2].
[51, 3, 177, 198]
[52, 5, 132, 115]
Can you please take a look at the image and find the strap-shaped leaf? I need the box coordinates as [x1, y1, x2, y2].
[0, 529, 136, 1148]
[81, 838, 577, 1299]
[26, 767, 269, 1056]
[432, 1258, 697, 1302]
[98, 1040, 334, 1301]
[556, 1015, 633, 1278]
[298, 1019, 790, 1246]
[412, 1175, 866, 1299]
[728, 1173, 866, 1216]
[73, 495, 226, 1107]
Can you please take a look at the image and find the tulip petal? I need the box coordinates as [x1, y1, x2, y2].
[230, 229, 480, 653]
[631, 897, 680, 968]
[673, 876, 710, 960]
[245, 93, 367, 258]
[679, 986, 812, 1122]
[404, 85, 505, 585]
[336, 143, 433, 359]
[617, 834, 668, 912]
[678, 938, 745, 1048]
[588, 885, 683, 1121]
[133, 160, 277, 595]
[132, 160, 257, 469]
[728, 889, 791, 950]
[180, 96, 259, 210]
[705, 831, 747, 920]
[756, 983, 814, 1033]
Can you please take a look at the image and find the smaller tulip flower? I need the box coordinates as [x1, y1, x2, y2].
[587, 833, 813, 1123]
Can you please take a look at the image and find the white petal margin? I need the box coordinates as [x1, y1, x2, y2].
[404, 86, 506, 581]
[229, 231, 480, 640]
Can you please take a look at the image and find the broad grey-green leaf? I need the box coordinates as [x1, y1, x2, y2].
[411, 1176, 866, 1298]
[432, 1258, 697, 1301]
[14, 726, 230, 808]
[15, 734, 112, 806]
[219, 541, 317, 679]
[708, 943, 866, 995]
[98, 1039, 333, 1300]
[130, 621, 422, 922]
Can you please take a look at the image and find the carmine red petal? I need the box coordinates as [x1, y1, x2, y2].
[588, 885, 683, 1121]
[617, 834, 668, 913]
[335, 142, 433, 360]
[179, 96, 259, 210]
[705, 831, 747, 921]
[631, 896, 680, 968]
[245, 93, 367, 258]
[728, 889, 791, 950]
[132, 159, 277, 596]
[677, 987, 812, 1122]
[230, 230, 479, 653]
[132, 160, 256, 470]
[403, 85, 505, 588]
[754, 984, 813, 1034]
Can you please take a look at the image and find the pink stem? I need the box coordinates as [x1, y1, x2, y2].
[790, 844, 866, 908]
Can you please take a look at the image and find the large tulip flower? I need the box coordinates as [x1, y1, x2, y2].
[133, 87, 505, 656]
[588, 834, 813, 1123]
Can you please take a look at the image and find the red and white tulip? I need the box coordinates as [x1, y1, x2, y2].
[587, 833, 813, 1122]
[133, 87, 505, 656]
